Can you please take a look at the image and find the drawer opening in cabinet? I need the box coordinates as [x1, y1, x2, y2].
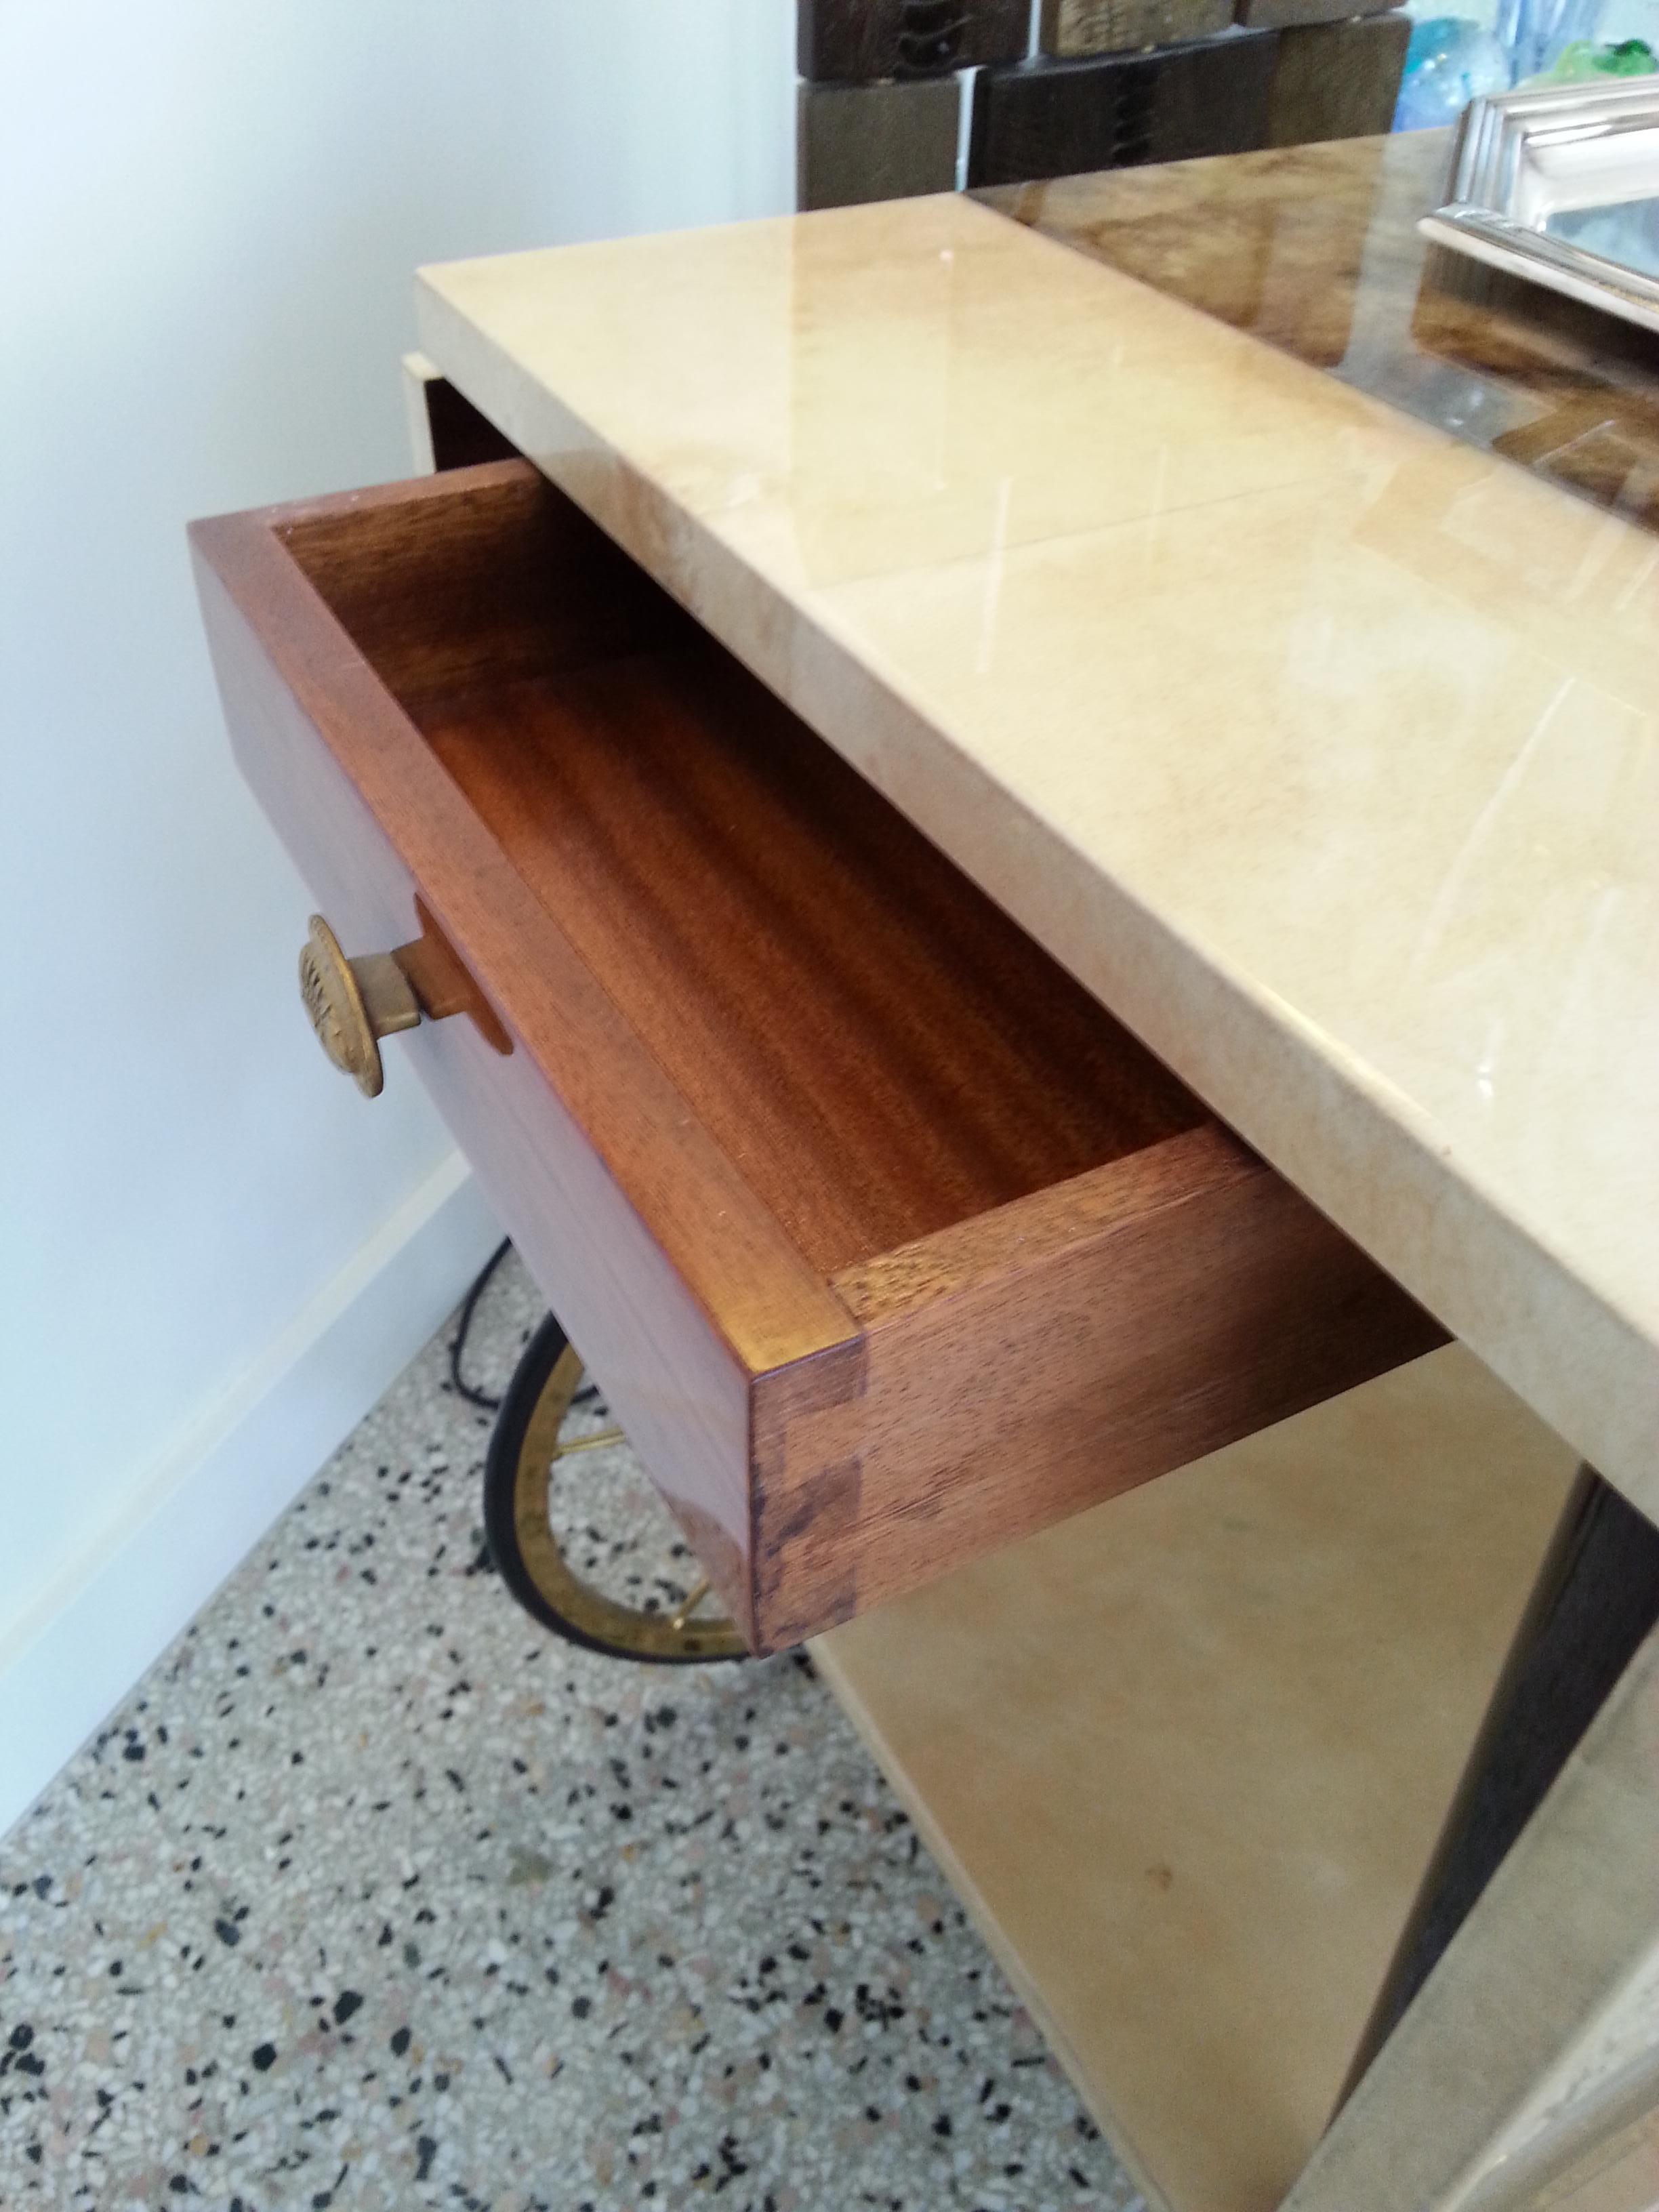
[201, 457, 1441, 1652]
[281, 466, 1208, 1279]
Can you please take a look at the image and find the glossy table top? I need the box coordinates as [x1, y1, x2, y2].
[416, 139, 1659, 1511]
[983, 130, 1659, 529]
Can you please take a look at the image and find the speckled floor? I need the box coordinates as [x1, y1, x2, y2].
[0, 1254, 1139, 2212]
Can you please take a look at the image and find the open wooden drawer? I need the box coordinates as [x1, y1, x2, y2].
[192, 458, 1443, 1652]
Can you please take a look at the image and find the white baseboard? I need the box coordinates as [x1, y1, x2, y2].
[0, 1153, 501, 1841]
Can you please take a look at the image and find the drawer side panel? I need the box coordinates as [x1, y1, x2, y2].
[754, 1128, 1446, 1642]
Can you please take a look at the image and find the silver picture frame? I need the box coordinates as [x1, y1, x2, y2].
[1420, 78, 1659, 335]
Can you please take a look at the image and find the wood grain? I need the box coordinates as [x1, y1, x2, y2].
[1265, 14, 1409, 147]
[190, 468, 853, 1646]
[398, 897, 512, 1054]
[418, 647, 1201, 1276]
[798, 0, 1028, 81]
[796, 78, 963, 211]
[1040, 0, 1232, 59]
[194, 459, 1444, 1652]
[276, 462, 698, 708]
[755, 1126, 1446, 1642]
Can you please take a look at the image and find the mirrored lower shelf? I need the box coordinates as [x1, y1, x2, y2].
[813, 1345, 1578, 2212]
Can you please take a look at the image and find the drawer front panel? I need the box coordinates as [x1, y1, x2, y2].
[193, 550, 766, 1635]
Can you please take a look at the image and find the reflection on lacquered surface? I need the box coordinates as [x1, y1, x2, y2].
[981, 130, 1659, 531]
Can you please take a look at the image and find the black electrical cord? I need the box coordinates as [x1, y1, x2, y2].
[449, 1239, 602, 1416]
[449, 1238, 513, 1411]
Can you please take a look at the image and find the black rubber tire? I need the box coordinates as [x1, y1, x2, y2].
[482, 1311, 743, 1664]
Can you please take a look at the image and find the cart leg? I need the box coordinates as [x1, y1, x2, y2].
[1288, 1470, 1659, 2212]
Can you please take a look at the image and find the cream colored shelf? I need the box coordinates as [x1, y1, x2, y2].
[813, 1345, 1578, 2212]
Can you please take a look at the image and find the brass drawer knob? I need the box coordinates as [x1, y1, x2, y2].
[299, 915, 422, 1098]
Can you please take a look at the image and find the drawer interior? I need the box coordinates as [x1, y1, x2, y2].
[282, 473, 1206, 1278]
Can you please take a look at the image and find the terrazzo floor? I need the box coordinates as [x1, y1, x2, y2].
[0, 1252, 1140, 2212]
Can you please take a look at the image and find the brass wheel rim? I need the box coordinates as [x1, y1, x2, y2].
[511, 1343, 747, 1662]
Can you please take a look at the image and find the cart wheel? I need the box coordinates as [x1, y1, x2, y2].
[483, 1312, 747, 1664]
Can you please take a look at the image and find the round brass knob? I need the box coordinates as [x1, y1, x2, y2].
[298, 915, 422, 1098]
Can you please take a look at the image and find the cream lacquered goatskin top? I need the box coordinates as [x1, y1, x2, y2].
[415, 182, 1659, 1511]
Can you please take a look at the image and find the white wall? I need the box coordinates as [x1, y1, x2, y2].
[0, 1, 794, 1835]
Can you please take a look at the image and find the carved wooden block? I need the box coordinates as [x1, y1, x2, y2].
[1265, 11, 1410, 144]
[798, 77, 962, 209]
[798, 0, 1029, 81]
[968, 33, 1279, 187]
[1040, 0, 1233, 56]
